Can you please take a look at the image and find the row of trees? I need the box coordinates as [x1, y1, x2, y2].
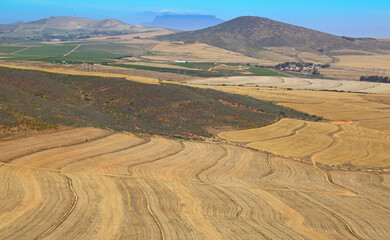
[360, 75, 390, 83]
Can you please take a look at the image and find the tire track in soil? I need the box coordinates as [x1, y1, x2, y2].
[193, 145, 272, 239]
[11, 47, 31, 54]
[259, 153, 275, 181]
[127, 141, 186, 176]
[214, 186, 272, 240]
[295, 192, 365, 240]
[35, 172, 78, 240]
[195, 144, 227, 182]
[1, 132, 115, 164]
[65, 137, 151, 171]
[63, 44, 81, 57]
[366, 198, 390, 212]
[118, 179, 132, 211]
[254, 123, 308, 143]
[361, 142, 370, 159]
[309, 126, 358, 195]
[375, 172, 389, 189]
[134, 179, 165, 240]
[364, 172, 390, 212]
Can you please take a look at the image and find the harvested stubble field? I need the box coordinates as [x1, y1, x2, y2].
[142, 42, 261, 63]
[187, 76, 390, 94]
[1, 127, 390, 239]
[213, 85, 390, 168]
[220, 119, 339, 158]
[334, 54, 390, 72]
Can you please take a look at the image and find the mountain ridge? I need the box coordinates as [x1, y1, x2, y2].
[158, 16, 390, 56]
[144, 14, 224, 31]
[0, 16, 163, 40]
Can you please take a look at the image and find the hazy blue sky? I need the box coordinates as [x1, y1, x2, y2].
[1, 0, 389, 37]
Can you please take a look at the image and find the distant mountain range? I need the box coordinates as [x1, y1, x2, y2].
[158, 16, 390, 56]
[0, 17, 163, 40]
[144, 14, 224, 31]
[2, 15, 390, 57]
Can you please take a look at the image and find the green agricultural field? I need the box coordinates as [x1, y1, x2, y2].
[65, 50, 123, 59]
[0, 46, 26, 54]
[0, 40, 137, 62]
[171, 62, 218, 70]
[112, 63, 285, 78]
[110, 63, 227, 77]
[15, 44, 76, 57]
[248, 66, 285, 76]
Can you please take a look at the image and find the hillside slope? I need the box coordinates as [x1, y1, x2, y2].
[0, 67, 314, 139]
[0, 17, 163, 40]
[158, 16, 390, 56]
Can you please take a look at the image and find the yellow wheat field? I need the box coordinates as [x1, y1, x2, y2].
[220, 119, 339, 158]
[334, 54, 390, 71]
[203, 86, 390, 133]
[219, 118, 306, 143]
[0, 63, 160, 85]
[205, 85, 390, 167]
[298, 52, 333, 64]
[1, 127, 390, 239]
[143, 42, 261, 63]
[187, 76, 390, 94]
[315, 124, 390, 167]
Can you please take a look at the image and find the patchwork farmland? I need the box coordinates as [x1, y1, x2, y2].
[1, 15, 390, 239]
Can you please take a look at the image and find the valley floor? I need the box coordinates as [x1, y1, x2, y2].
[1, 127, 390, 239]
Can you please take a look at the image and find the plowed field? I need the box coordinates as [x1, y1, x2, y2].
[1, 127, 390, 239]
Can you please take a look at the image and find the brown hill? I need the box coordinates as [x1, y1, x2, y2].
[0, 66, 315, 139]
[158, 16, 390, 57]
[0, 17, 162, 40]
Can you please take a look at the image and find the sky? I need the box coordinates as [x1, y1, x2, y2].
[0, 0, 390, 37]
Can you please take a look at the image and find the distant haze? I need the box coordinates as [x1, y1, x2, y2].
[144, 14, 225, 31]
[0, 0, 389, 37]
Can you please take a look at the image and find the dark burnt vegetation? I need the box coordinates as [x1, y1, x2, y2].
[0, 67, 315, 139]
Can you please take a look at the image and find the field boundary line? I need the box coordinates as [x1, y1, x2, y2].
[310, 126, 358, 195]
[195, 144, 227, 182]
[361, 142, 370, 159]
[1, 132, 115, 164]
[118, 179, 132, 211]
[127, 141, 186, 176]
[374, 172, 390, 190]
[90, 137, 151, 172]
[63, 44, 81, 57]
[194, 146, 272, 239]
[11, 47, 31, 54]
[255, 122, 307, 143]
[35, 171, 78, 239]
[134, 179, 165, 240]
[366, 198, 390, 212]
[215, 186, 272, 240]
[295, 192, 365, 240]
[260, 153, 275, 180]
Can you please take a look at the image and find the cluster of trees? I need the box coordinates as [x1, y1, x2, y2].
[274, 62, 330, 69]
[360, 75, 390, 83]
